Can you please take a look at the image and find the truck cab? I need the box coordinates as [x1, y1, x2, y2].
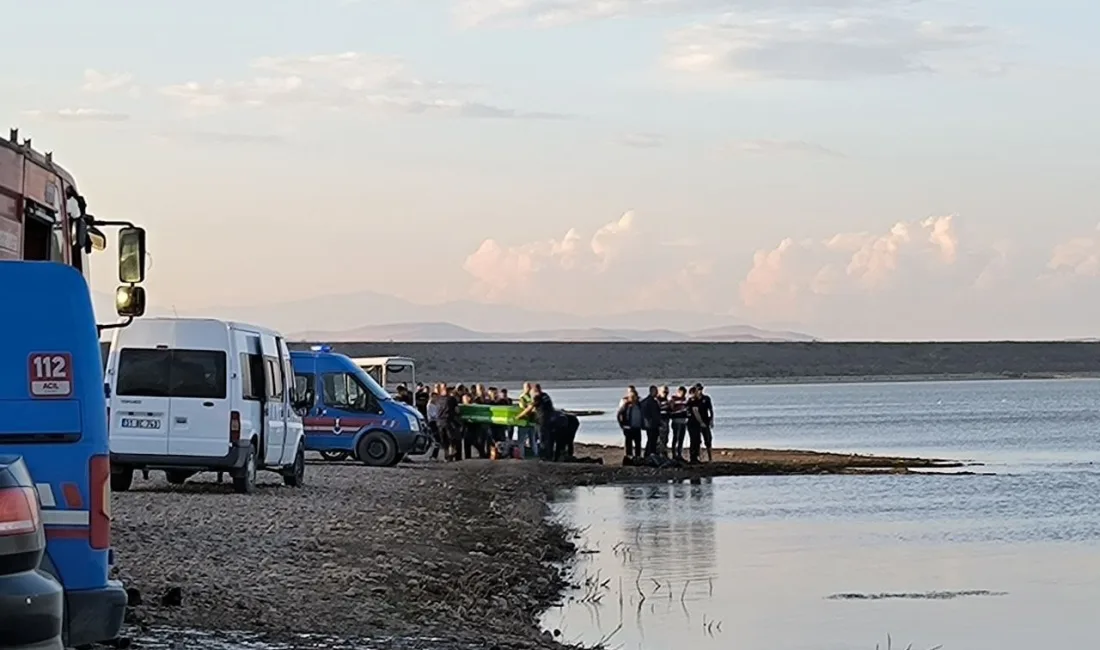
[0, 262, 129, 648]
[291, 347, 429, 466]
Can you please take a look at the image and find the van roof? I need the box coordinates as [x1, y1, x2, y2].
[117, 317, 284, 338]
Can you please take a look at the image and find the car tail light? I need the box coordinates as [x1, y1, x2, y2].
[230, 411, 241, 443]
[0, 486, 40, 537]
[89, 455, 110, 549]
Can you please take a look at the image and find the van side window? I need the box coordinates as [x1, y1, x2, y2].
[294, 373, 314, 401]
[241, 353, 265, 401]
[321, 373, 372, 411]
[265, 357, 284, 400]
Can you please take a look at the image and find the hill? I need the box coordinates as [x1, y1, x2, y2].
[283, 341, 1100, 385]
[290, 322, 815, 343]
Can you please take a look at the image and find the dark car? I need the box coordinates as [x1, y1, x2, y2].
[0, 455, 64, 650]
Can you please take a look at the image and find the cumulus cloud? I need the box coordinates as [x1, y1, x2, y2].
[453, 0, 914, 28]
[463, 210, 711, 311]
[81, 69, 138, 96]
[160, 52, 562, 119]
[739, 215, 969, 319]
[1047, 225, 1100, 277]
[664, 15, 997, 81]
[22, 108, 130, 122]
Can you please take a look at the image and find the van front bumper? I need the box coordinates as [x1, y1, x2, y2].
[0, 569, 64, 649]
[64, 580, 127, 648]
[111, 440, 251, 471]
[398, 433, 431, 455]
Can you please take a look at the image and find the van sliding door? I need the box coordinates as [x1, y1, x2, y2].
[259, 334, 287, 465]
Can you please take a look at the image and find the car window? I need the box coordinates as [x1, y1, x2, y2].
[321, 373, 373, 411]
[294, 373, 313, 400]
[118, 348, 226, 399]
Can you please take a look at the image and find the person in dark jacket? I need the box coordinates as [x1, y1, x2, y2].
[694, 383, 714, 462]
[438, 387, 464, 461]
[686, 386, 707, 464]
[616, 386, 643, 461]
[639, 385, 662, 458]
[668, 386, 689, 461]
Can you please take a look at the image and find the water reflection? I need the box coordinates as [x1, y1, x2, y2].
[545, 477, 1100, 650]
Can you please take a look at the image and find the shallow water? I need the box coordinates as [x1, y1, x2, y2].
[543, 379, 1100, 649]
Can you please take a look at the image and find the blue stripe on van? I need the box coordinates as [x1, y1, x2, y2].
[0, 399, 83, 439]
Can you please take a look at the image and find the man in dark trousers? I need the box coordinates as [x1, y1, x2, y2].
[694, 383, 714, 461]
[639, 385, 663, 460]
[437, 387, 464, 461]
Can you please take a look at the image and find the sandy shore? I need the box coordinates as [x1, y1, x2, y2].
[109, 447, 965, 650]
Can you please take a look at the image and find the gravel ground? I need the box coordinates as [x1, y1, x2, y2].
[113, 458, 580, 650]
[108, 447, 956, 650]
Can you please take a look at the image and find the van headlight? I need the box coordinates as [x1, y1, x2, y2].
[407, 414, 420, 432]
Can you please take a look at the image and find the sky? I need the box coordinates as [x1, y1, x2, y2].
[3, 0, 1100, 340]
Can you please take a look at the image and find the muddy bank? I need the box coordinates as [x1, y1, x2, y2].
[109, 448, 961, 649]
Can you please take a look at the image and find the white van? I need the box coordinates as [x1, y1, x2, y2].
[104, 318, 307, 494]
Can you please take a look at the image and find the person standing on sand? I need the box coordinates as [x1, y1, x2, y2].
[426, 383, 445, 460]
[639, 385, 662, 460]
[516, 383, 538, 457]
[617, 386, 644, 461]
[517, 383, 557, 460]
[694, 383, 714, 462]
[656, 385, 671, 457]
[669, 386, 689, 461]
[686, 386, 706, 464]
[438, 386, 463, 462]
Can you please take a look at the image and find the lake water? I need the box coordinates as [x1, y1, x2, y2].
[542, 379, 1100, 650]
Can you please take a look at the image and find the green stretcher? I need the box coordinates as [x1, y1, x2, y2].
[457, 404, 535, 427]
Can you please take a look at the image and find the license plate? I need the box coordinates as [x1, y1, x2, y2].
[121, 417, 161, 430]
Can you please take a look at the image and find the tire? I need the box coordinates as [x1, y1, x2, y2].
[356, 431, 398, 467]
[165, 470, 192, 485]
[320, 450, 349, 462]
[233, 444, 258, 494]
[110, 468, 133, 492]
[283, 444, 305, 487]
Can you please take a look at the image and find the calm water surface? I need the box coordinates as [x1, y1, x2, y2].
[543, 379, 1100, 649]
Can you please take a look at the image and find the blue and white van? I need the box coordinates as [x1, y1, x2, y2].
[0, 262, 128, 648]
[290, 347, 430, 466]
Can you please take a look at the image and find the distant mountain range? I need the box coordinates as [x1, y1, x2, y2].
[290, 322, 816, 342]
[91, 289, 815, 342]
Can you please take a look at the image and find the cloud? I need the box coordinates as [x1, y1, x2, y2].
[726, 139, 843, 157]
[462, 210, 711, 311]
[1047, 225, 1100, 278]
[22, 108, 130, 122]
[452, 0, 913, 28]
[619, 132, 664, 148]
[664, 15, 996, 81]
[81, 69, 138, 96]
[159, 51, 562, 120]
[739, 215, 970, 320]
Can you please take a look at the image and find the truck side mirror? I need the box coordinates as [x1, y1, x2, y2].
[116, 285, 146, 318]
[118, 227, 146, 284]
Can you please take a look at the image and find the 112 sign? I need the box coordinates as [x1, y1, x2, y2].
[28, 352, 72, 398]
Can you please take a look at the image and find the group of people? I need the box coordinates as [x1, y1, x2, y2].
[616, 383, 714, 465]
[410, 382, 580, 462]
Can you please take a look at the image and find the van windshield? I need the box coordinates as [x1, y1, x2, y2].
[117, 348, 227, 399]
[349, 365, 392, 403]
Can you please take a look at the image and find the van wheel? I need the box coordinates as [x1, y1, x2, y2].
[110, 468, 133, 492]
[356, 431, 398, 467]
[165, 470, 193, 485]
[233, 444, 257, 494]
[283, 444, 305, 487]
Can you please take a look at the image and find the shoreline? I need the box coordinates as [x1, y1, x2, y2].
[111, 446, 965, 650]
[540, 372, 1100, 390]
